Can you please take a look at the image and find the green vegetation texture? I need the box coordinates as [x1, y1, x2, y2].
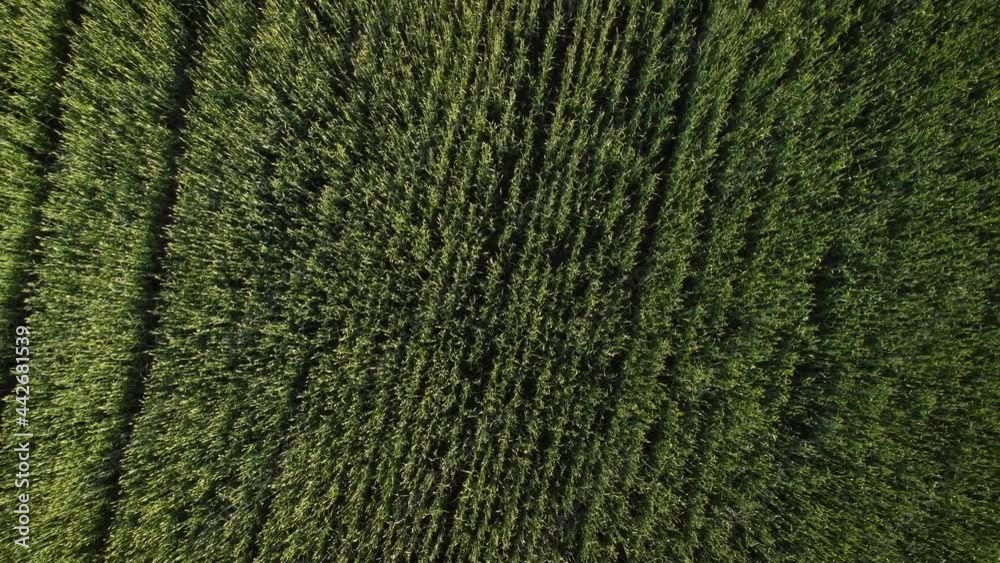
[0, 0, 996, 561]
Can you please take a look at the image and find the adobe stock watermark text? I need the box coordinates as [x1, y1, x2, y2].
[12, 325, 32, 549]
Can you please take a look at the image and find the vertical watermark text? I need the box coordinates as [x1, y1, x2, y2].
[12, 325, 31, 549]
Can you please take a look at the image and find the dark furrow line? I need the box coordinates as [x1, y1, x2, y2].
[0, 0, 83, 404]
[37, 0, 84, 169]
[92, 1, 207, 557]
[640, 33, 742, 544]
[776, 240, 848, 468]
[664, 47, 738, 350]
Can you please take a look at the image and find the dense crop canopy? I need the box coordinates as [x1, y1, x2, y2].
[0, 0, 996, 561]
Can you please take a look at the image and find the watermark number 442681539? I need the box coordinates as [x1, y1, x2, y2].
[12, 325, 32, 549]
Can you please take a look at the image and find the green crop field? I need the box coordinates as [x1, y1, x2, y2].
[1, 0, 996, 561]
